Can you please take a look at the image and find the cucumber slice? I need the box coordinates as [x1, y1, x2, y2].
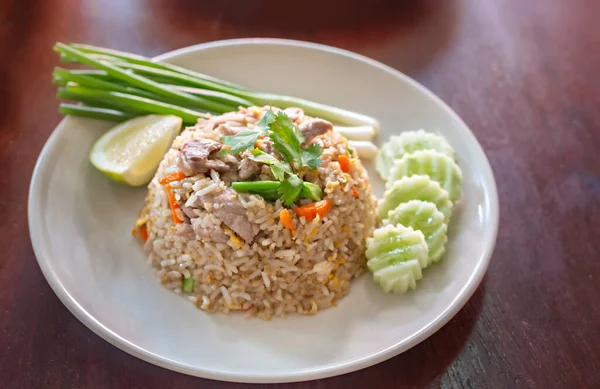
[375, 130, 455, 179]
[383, 200, 448, 263]
[378, 175, 453, 222]
[387, 150, 463, 202]
[372, 259, 422, 293]
[366, 225, 429, 293]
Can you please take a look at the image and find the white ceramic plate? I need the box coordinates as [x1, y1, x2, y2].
[28, 39, 498, 383]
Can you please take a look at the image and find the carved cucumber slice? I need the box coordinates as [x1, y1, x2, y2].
[383, 200, 448, 263]
[375, 130, 455, 180]
[378, 175, 453, 222]
[366, 224, 428, 293]
[387, 150, 463, 202]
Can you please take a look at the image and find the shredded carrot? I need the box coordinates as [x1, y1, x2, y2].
[159, 171, 186, 185]
[165, 185, 183, 224]
[139, 224, 149, 241]
[243, 304, 255, 312]
[338, 155, 351, 173]
[280, 209, 296, 233]
[351, 185, 359, 198]
[132, 225, 149, 241]
[294, 198, 332, 222]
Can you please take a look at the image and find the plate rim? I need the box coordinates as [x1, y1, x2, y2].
[28, 38, 499, 383]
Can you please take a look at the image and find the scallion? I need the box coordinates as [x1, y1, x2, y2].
[58, 85, 208, 123]
[59, 104, 137, 122]
[55, 42, 380, 134]
[182, 277, 194, 293]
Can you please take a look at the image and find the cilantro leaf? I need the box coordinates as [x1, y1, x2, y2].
[278, 174, 303, 206]
[221, 129, 260, 155]
[270, 112, 304, 165]
[301, 143, 322, 170]
[227, 111, 326, 207]
[257, 109, 276, 134]
[248, 148, 292, 181]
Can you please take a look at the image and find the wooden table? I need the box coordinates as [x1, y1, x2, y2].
[2, 0, 599, 387]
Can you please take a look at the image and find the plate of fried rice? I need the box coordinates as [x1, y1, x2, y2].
[28, 39, 498, 382]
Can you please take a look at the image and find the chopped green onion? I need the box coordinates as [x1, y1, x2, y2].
[232, 180, 323, 204]
[231, 181, 281, 201]
[300, 182, 323, 201]
[182, 277, 194, 293]
[232, 181, 280, 193]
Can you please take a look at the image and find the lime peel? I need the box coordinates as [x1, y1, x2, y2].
[90, 114, 182, 186]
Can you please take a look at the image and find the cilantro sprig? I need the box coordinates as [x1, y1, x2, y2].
[248, 149, 291, 181]
[221, 109, 274, 154]
[227, 109, 324, 206]
[278, 174, 304, 206]
[221, 130, 261, 155]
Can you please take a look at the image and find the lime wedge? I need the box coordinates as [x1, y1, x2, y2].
[90, 115, 182, 186]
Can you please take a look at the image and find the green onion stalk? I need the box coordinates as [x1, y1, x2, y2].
[53, 42, 379, 142]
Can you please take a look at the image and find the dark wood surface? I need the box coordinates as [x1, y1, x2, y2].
[2, 0, 599, 387]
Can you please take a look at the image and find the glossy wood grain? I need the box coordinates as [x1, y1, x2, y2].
[2, 0, 600, 387]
